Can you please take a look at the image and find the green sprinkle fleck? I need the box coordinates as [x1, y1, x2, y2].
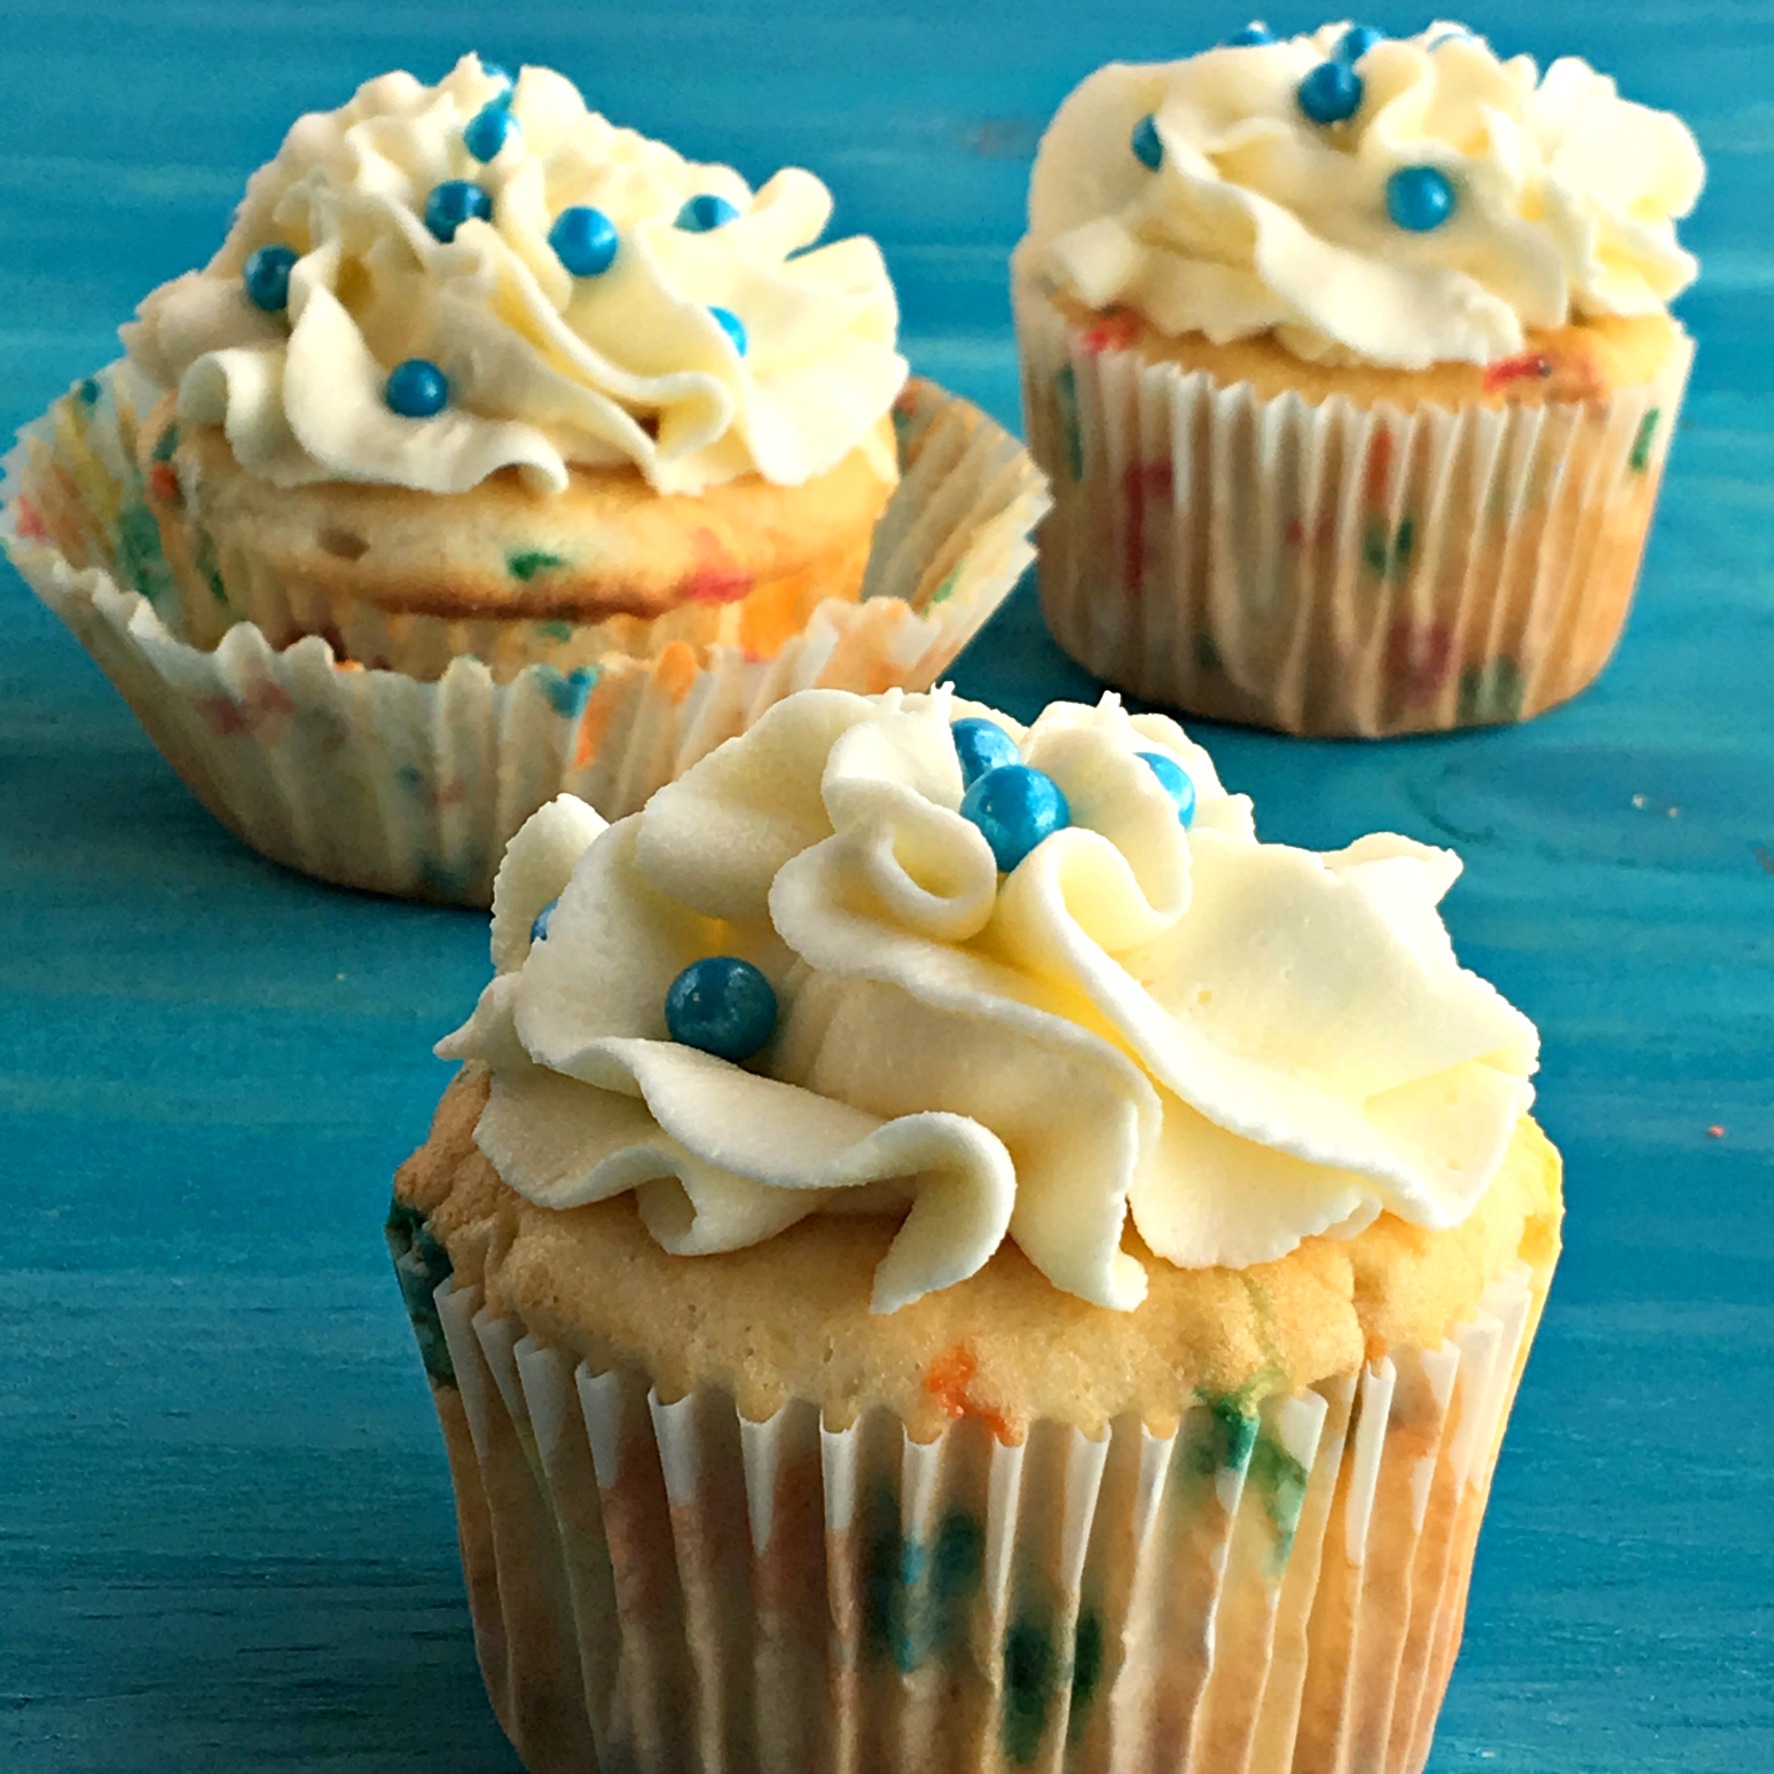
[537, 619, 575, 643]
[508, 549, 571, 582]
[76, 376, 100, 406]
[1002, 1617, 1057, 1765]
[928, 566, 963, 607]
[116, 503, 173, 606]
[396, 764, 425, 793]
[1457, 656, 1525, 725]
[1248, 1433, 1311, 1566]
[1195, 632, 1224, 675]
[1630, 406, 1661, 473]
[1393, 515, 1415, 568]
[151, 423, 181, 463]
[863, 1491, 983, 1674]
[1362, 517, 1390, 576]
[386, 1199, 456, 1387]
[1068, 1609, 1105, 1735]
[1055, 364, 1083, 482]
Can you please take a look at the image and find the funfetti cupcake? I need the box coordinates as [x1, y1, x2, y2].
[1014, 20, 1703, 735]
[390, 683, 1562, 1774]
[2, 57, 1046, 904]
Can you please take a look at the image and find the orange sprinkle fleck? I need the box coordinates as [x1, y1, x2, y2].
[1079, 309, 1144, 356]
[571, 678, 618, 770]
[654, 640, 700, 706]
[1362, 428, 1394, 505]
[922, 1343, 1013, 1442]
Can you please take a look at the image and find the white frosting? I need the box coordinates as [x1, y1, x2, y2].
[124, 56, 905, 495]
[439, 688, 1539, 1314]
[1021, 21, 1703, 369]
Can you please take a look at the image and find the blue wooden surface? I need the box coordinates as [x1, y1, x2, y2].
[2, 3, 1770, 1769]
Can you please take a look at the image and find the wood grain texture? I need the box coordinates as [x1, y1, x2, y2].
[1, 3, 1769, 1770]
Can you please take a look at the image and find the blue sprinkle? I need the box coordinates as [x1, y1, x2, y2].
[952, 717, 1021, 788]
[1224, 22, 1276, 46]
[1297, 60, 1363, 125]
[1131, 113, 1163, 170]
[676, 193, 741, 231]
[539, 665, 597, 718]
[479, 60, 514, 93]
[464, 102, 517, 161]
[665, 956, 778, 1063]
[1335, 23, 1385, 62]
[549, 206, 619, 276]
[530, 897, 558, 946]
[424, 179, 494, 243]
[709, 306, 747, 355]
[243, 243, 299, 312]
[961, 765, 1070, 873]
[1386, 164, 1457, 232]
[1138, 751, 1197, 828]
[384, 359, 450, 418]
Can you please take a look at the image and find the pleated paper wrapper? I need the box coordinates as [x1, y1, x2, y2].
[1, 367, 1047, 905]
[389, 1205, 1547, 1774]
[1015, 278, 1692, 737]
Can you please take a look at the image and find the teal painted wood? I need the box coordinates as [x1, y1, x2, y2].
[1, 2, 1770, 1770]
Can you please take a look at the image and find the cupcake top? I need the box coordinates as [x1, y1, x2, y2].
[124, 56, 905, 497]
[1019, 20, 1703, 370]
[439, 687, 1539, 1315]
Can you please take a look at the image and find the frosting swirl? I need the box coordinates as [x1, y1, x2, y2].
[439, 688, 1539, 1313]
[124, 56, 905, 495]
[1020, 21, 1703, 368]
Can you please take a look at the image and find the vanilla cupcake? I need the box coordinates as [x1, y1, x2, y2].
[3, 57, 1046, 902]
[391, 684, 1561, 1773]
[1014, 20, 1703, 734]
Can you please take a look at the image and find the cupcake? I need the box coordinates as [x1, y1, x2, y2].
[2, 56, 1046, 903]
[1013, 21, 1703, 735]
[391, 684, 1560, 1773]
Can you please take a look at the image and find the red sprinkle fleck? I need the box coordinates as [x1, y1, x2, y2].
[15, 499, 47, 541]
[147, 461, 180, 503]
[683, 528, 754, 605]
[1483, 351, 1553, 395]
[1384, 616, 1454, 703]
[1363, 428, 1394, 505]
[1119, 461, 1174, 590]
[923, 1344, 1013, 1442]
[1707, 1124, 1726, 1140]
[1080, 309, 1144, 356]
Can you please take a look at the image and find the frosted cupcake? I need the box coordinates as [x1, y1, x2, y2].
[1014, 21, 1703, 734]
[3, 57, 1046, 902]
[391, 684, 1561, 1773]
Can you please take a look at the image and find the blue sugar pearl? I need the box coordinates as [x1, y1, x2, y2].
[676, 193, 741, 232]
[549, 206, 619, 276]
[1386, 164, 1457, 232]
[1336, 23, 1385, 62]
[385, 359, 450, 418]
[424, 179, 494, 243]
[1138, 751, 1197, 828]
[530, 897, 558, 945]
[665, 956, 778, 1063]
[1297, 60, 1363, 126]
[243, 244, 298, 312]
[1131, 113, 1163, 171]
[709, 306, 747, 355]
[1224, 22, 1276, 46]
[464, 102, 517, 161]
[952, 717, 1021, 789]
[960, 764, 1071, 873]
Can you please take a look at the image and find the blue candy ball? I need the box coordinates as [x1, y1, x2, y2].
[1336, 23, 1385, 62]
[1224, 22, 1276, 45]
[952, 717, 1021, 788]
[709, 306, 748, 356]
[1131, 113, 1163, 170]
[464, 102, 517, 162]
[960, 764, 1071, 873]
[665, 956, 779, 1063]
[530, 897, 558, 946]
[242, 244, 298, 312]
[677, 193, 741, 232]
[549, 206, 619, 276]
[1386, 164, 1457, 232]
[1138, 751, 1197, 828]
[385, 359, 450, 418]
[424, 179, 494, 243]
[1297, 60, 1363, 125]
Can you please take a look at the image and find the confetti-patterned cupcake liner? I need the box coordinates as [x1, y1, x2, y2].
[1015, 278, 1692, 737]
[3, 367, 1047, 905]
[391, 1214, 1547, 1774]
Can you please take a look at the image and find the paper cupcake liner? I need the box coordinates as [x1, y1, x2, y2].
[1015, 280, 1692, 736]
[392, 1228, 1545, 1774]
[3, 369, 1048, 905]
